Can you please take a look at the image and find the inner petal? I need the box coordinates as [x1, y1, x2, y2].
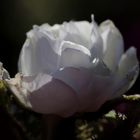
[60, 22, 90, 47]
[59, 41, 91, 69]
[90, 15, 103, 59]
[100, 20, 124, 71]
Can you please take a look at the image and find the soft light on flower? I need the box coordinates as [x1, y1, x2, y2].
[6, 15, 139, 117]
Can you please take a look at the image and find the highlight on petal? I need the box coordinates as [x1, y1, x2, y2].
[71, 21, 92, 46]
[6, 73, 79, 117]
[18, 38, 38, 75]
[92, 58, 111, 76]
[100, 20, 124, 71]
[59, 41, 91, 68]
[60, 21, 90, 47]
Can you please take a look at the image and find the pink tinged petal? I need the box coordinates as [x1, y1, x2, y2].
[78, 74, 115, 112]
[7, 73, 79, 117]
[90, 15, 103, 59]
[53, 67, 113, 112]
[100, 20, 124, 71]
[18, 26, 60, 75]
[59, 41, 91, 68]
[53, 67, 92, 94]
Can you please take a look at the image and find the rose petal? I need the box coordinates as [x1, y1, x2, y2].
[59, 41, 91, 68]
[53, 66, 114, 112]
[60, 21, 90, 47]
[39, 23, 61, 39]
[78, 74, 115, 112]
[118, 47, 139, 78]
[100, 20, 124, 71]
[92, 58, 111, 76]
[110, 47, 139, 98]
[72, 21, 92, 45]
[90, 15, 103, 59]
[110, 65, 139, 99]
[53, 67, 92, 94]
[6, 73, 79, 117]
[18, 26, 60, 75]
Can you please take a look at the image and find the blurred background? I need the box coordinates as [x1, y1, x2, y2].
[0, 0, 140, 92]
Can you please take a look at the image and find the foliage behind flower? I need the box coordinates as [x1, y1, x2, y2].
[6, 15, 139, 117]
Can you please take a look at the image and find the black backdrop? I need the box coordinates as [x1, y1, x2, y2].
[0, 0, 140, 93]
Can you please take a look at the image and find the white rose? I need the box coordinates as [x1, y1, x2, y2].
[7, 15, 139, 117]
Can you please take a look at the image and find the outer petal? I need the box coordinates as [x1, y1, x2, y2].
[110, 47, 139, 99]
[118, 47, 139, 78]
[79, 74, 115, 112]
[100, 20, 124, 71]
[53, 67, 92, 94]
[18, 26, 60, 75]
[6, 73, 79, 117]
[59, 41, 91, 68]
[53, 66, 115, 112]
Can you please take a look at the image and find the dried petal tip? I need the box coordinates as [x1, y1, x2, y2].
[6, 73, 32, 109]
[0, 62, 10, 80]
[91, 14, 94, 22]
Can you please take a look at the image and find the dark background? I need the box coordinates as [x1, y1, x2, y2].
[0, 0, 140, 92]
